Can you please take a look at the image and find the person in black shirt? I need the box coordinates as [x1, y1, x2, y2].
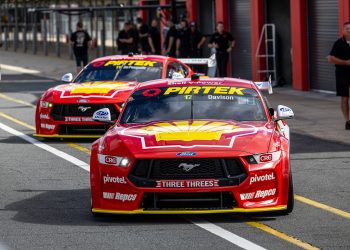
[328, 21, 350, 129]
[176, 19, 191, 58]
[148, 19, 161, 55]
[117, 21, 139, 55]
[189, 21, 206, 58]
[164, 19, 177, 57]
[136, 17, 150, 54]
[70, 22, 92, 73]
[208, 22, 235, 77]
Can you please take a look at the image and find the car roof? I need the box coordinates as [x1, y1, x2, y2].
[90, 55, 173, 63]
[135, 77, 257, 91]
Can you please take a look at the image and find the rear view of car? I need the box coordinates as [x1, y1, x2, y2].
[90, 77, 295, 215]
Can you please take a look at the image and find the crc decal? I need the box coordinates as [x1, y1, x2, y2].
[163, 86, 245, 96]
[40, 123, 55, 130]
[102, 192, 137, 202]
[65, 117, 93, 122]
[156, 179, 219, 188]
[240, 188, 277, 200]
[103, 175, 127, 184]
[121, 120, 258, 149]
[249, 173, 275, 185]
[98, 154, 123, 165]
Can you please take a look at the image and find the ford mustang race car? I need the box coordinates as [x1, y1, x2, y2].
[90, 76, 295, 215]
[34, 55, 194, 138]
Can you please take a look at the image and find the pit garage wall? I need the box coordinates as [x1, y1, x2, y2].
[187, 0, 350, 91]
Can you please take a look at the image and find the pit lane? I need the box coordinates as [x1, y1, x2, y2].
[0, 75, 349, 250]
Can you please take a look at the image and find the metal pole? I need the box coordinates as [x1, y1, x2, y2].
[43, 13, 48, 56]
[101, 5, 106, 56]
[14, 0, 19, 51]
[23, 1, 28, 52]
[55, 11, 60, 56]
[111, 0, 116, 54]
[32, 9, 37, 54]
[68, 0, 73, 59]
[95, 0, 99, 58]
[4, 26, 8, 50]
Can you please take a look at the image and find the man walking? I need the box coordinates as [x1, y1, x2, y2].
[208, 22, 235, 77]
[70, 21, 92, 73]
[328, 21, 350, 130]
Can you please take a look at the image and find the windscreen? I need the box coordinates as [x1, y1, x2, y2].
[74, 60, 163, 83]
[120, 85, 267, 124]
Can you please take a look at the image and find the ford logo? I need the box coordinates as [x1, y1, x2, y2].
[176, 152, 197, 156]
[96, 110, 108, 116]
[77, 99, 89, 103]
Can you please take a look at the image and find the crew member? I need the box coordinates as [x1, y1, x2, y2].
[328, 21, 350, 130]
[208, 22, 235, 77]
[117, 21, 139, 55]
[176, 19, 191, 58]
[164, 19, 177, 57]
[148, 19, 161, 55]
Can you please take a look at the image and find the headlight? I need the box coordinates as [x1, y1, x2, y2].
[244, 151, 281, 164]
[98, 154, 130, 167]
[40, 101, 53, 108]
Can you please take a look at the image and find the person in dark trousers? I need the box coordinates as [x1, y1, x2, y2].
[136, 17, 150, 54]
[117, 21, 139, 55]
[189, 21, 206, 58]
[328, 21, 350, 130]
[208, 22, 235, 77]
[148, 19, 161, 55]
[176, 19, 191, 58]
[164, 19, 177, 57]
[70, 21, 92, 73]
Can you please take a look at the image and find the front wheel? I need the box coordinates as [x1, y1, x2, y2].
[285, 172, 294, 214]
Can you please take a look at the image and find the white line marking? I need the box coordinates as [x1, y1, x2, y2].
[0, 122, 89, 172]
[0, 64, 41, 74]
[0, 122, 266, 249]
[0, 79, 53, 83]
[187, 217, 267, 250]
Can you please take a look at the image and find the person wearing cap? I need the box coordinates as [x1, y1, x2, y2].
[176, 19, 191, 58]
[208, 22, 235, 77]
[189, 21, 206, 58]
[117, 21, 139, 55]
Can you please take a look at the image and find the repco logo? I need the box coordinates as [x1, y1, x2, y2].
[105, 156, 117, 164]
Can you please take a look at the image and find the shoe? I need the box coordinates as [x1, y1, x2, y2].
[346, 121, 350, 130]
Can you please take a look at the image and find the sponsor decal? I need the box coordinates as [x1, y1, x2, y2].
[103, 175, 127, 184]
[98, 154, 123, 165]
[39, 113, 50, 120]
[40, 123, 55, 130]
[156, 179, 219, 188]
[279, 107, 291, 112]
[168, 81, 223, 86]
[93, 110, 109, 120]
[163, 86, 245, 96]
[93, 60, 157, 68]
[64, 116, 93, 122]
[176, 152, 197, 156]
[77, 99, 89, 103]
[142, 88, 162, 97]
[178, 163, 199, 172]
[240, 188, 277, 200]
[103, 192, 137, 202]
[77, 106, 91, 112]
[249, 173, 275, 185]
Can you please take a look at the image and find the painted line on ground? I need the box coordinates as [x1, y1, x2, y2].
[0, 64, 41, 74]
[0, 122, 89, 171]
[186, 216, 266, 250]
[295, 195, 350, 220]
[0, 79, 54, 83]
[246, 222, 319, 250]
[0, 121, 266, 250]
[0, 111, 90, 155]
[0, 93, 37, 108]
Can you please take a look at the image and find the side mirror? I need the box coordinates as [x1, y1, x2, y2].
[277, 105, 294, 120]
[61, 73, 73, 83]
[92, 108, 114, 124]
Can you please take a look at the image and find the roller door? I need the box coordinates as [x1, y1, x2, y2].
[308, 0, 338, 91]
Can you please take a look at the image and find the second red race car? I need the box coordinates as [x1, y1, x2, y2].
[34, 55, 194, 138]
[90, 76, 295, 215]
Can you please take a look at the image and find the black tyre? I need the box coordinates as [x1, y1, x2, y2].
[283, 171, 294, 214]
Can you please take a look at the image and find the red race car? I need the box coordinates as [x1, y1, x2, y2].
[34, 55, 194, 138]
[90, 76, 295, 215]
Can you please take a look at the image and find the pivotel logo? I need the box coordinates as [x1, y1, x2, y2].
[103, 175, 127, 184]
[176, 152, 197, 156]
[250, 173, 275, 185]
